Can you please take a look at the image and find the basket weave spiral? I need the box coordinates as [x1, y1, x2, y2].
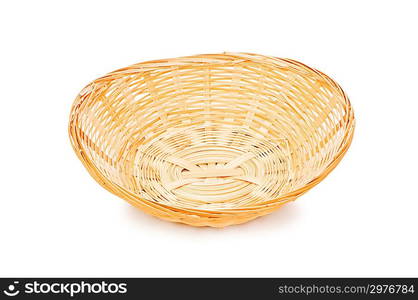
[69, 53, 355, 227]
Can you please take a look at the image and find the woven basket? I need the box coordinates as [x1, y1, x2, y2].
[69, 53, 355, 227]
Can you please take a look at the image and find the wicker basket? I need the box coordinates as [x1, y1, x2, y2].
[69, 53, 355, 227]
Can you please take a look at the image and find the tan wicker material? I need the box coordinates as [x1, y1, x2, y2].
[69, 53, 355, 227]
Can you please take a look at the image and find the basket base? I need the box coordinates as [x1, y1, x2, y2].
[127, 126, 293, 212]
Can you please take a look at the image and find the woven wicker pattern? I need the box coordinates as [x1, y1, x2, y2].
[69, 53, 355, 227]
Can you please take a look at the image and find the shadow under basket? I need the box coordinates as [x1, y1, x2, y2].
[69, 53, 355, 227]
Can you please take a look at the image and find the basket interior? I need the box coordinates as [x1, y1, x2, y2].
[72, 54, 352, 210]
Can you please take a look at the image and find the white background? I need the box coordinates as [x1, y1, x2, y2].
[1, 0, 417, 277]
